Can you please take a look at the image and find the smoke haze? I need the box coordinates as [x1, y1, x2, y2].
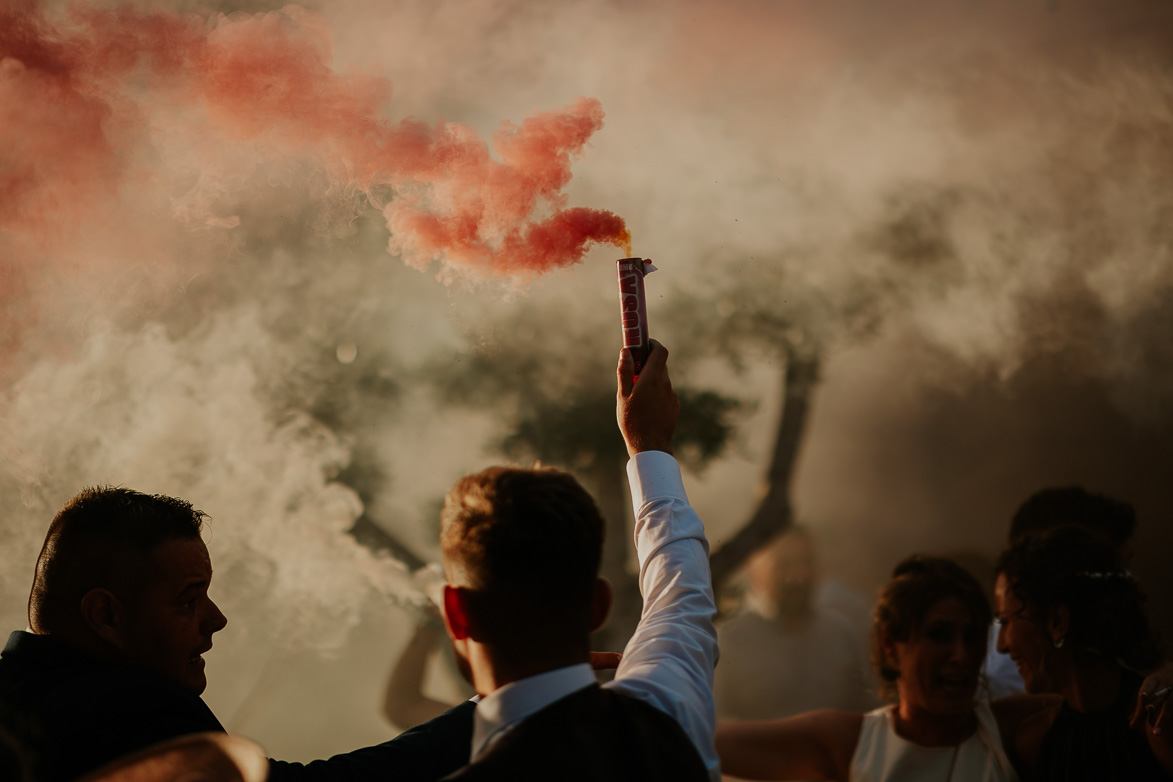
[3, 0, 1172, 761]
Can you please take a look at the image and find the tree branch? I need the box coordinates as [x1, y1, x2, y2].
[349, 513, 428, 571]
[709, 350, 820, 591]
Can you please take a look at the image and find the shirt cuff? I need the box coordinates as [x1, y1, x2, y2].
[626, 450, 687, 505]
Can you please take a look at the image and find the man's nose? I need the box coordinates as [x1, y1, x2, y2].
[205, 598, 228, 634]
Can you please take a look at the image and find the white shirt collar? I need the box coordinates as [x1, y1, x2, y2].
[470, 663, 595, 760]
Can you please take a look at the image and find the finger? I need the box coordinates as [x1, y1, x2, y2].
[1131, 697, 1144, 729]
[639, 340, 669, 380]
[589, 651, 623, 670]
[1157, 699, 1169, 734]
[617, 349, 634, 397]
[1135, 683, 1157, 726]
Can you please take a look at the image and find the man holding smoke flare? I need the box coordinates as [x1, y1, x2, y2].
[434, 339, 720, 781]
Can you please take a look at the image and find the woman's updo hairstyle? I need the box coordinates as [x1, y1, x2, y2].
[996, 524, 1160, 673]
[870, 555, 992, 702]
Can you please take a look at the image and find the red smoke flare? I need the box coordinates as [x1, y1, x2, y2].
[0, 2, 630, 280]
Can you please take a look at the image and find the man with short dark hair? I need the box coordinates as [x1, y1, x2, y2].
[436, 341, 720, 781]
[27, 487, 225, 697]
[0, 487, 474, 782]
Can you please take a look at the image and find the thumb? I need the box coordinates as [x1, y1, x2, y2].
[617, 349, 634, 397]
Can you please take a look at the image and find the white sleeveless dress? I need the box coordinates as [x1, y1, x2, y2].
[848, 703, 1018, 782]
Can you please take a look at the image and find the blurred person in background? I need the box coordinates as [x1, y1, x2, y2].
[716, 525, 876, 722]
[383, 606, 466, 731]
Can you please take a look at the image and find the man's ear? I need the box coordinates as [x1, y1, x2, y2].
[589, 577, 613, 633]
[1049, 605, 1070, 645]
[79, 588, 125, 648]
[442, 585, 473, 641]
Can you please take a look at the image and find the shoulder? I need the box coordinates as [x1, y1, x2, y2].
[549, 686, 699, 741]
[848, 705, 889, 745]
[7, 646, 219, 725]
[463, 689, 707, 782]
[791, 709, 866, 782]
[4, 661, 223, 781]
[795, 708, 866, 737]
[991, 694, 1061, 774]
[990, 694, 1061, 735]
[812, 709, 866, 757]
[390, 699, 477, 747]
[781, 708, 866, 775]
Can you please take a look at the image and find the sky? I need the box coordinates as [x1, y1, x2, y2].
[3, 0, 1173, 760]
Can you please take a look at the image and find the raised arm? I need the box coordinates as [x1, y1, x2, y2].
[381, 609, 455, 729]
[716, 710, 863, 782]
[267, 699, 476, 782]
[608, 340, 721, 780]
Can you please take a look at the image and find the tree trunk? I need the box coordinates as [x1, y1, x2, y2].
[348, 513, 427, 571]
[708, 350, 820, 592]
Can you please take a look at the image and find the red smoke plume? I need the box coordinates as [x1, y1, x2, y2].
[0, 2, 629, 280]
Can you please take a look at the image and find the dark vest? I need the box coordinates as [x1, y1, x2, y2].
[443, 683, 708, 782]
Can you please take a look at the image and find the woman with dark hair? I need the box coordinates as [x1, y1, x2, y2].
[994, 524, 1173, 780]
[716, 555, 1018, 781]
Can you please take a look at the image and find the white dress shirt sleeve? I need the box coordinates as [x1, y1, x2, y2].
[606, 450, 721, 781]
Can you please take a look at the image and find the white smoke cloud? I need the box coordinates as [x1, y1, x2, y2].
[0, 309, 424, 641]
[4, 0, 1173, 759]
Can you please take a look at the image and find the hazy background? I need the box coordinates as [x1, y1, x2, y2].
[3, 0, 1172, 761]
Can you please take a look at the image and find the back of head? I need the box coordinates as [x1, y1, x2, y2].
[440, 466, 604, 648]
[1010, 486, 1136, 547]
[29, 486, 206, 635]
[871, 555, 992, 701]
[996, 524, 1160, 673]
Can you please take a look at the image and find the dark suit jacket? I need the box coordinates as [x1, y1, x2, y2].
[441, 684, 708, 782]
[0, 631, 473, 782]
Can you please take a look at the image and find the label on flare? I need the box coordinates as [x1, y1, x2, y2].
[617, 257, 656, 376]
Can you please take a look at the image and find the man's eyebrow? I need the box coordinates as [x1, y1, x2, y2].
[177, 579, 209, 595]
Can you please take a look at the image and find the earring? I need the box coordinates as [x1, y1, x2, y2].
[1053, 636, 1065, 649]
